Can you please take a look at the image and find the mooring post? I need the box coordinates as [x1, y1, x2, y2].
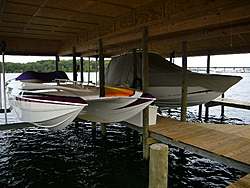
[1, 41, 7, 124]
[142, 26, 150, 160]
[95, 56, 98, 85]
[72, 47, 77, 81]
[205, 106, 209, 122]
[149, 143, 169, 188]
[221, 93, 225, 117]
[101, 123, 106, 136]
[92, 122, 97, 130]
[181, 41, 188, 122]
[99, 39, 105, 87]
[198, 50, 211, 119]
[88, 57, 91, 84]
[55, 55, 60, 71]
[198, 105, 202, 120]
[132, 49, 138, 89]
[80, 57, 84, 83]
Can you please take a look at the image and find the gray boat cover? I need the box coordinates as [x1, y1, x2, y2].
[105, 52, 242, 92]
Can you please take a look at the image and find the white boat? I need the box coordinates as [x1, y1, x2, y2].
[105, 51, 242, 108]
[7, 71, 155, 129]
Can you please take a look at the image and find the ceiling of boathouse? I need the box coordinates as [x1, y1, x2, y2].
[0, 0, 250, 58]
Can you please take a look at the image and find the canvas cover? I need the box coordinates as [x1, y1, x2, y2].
[105, 52, 242, 92]
[16, 71, 69, 82]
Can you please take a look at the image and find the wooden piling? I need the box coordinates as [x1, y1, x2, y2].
[206, 50, 211, 74]
[99, 39, 105, 87]
[88, 57, 91, 84]
[181, 41, 188, 122]
[149, 143, 169, 188]
[101, 123, 106, 136]
[1, 41, 7, 124]
[55, 55, 60, 71]
[142, 26, 150, 160]
[80, 57, 84, 83]
[95, 56, 98, 85]
[92, 122, 97, 130]
[221, 93, 225, 117]
[132, 49, 138, 88]
[72, 47, 77, 81]
[198, 51, 211, 119]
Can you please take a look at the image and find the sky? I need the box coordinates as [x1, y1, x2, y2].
[2, 53, 250, 67]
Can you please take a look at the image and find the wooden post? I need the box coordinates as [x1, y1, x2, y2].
[181, 41, 188, 122]
[142, 26, 150, 160]
[221, 93, 225, 117]
[198, 51, 211, 119]
[132, 49, 138, 89]
[99, 39, 105, 87]
[95, 56, 98, 85]
[72, 47, 77, 81]
[198, 105, 202, 120]
[101, 123, 106, 136]
[149, 143, 169, 188]
[88, 57, 91, 84]
[55, 55, 60, 71]
[80, 57, 84, 83]
[1, 41, 7, 124]
[205, 106, 209, 122]
[92, 122, 97, 130]
[206, 50, 211, 74]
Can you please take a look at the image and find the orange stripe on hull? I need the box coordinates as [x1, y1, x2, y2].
[104, 87, 135, 97]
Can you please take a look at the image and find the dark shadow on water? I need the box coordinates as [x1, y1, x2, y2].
[0, 113, 247, 187]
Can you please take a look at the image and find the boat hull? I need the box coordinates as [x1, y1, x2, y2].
[150, 86, 222, 108]
[7, 76, 155, 126]
[77, 96, 155, 123]
[7, 82, 87, 130]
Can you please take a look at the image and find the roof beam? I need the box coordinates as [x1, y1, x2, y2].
[0, 0, 6, 27]
[20, 0, 49, 36]
[58, 5, 250, 56]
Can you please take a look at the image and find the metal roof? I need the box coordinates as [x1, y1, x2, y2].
[0, 0, 250, 58]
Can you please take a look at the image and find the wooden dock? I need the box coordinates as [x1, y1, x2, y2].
[123, 115, 250, 187]
[149, 116, 250, 170]
[226, 174, 250, 188]
[206, 98, 250, 110]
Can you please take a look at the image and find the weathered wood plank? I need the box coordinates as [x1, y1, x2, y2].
[148, 116, 250, 172]
[226, 174, 250, 188]
[206, 98, 250, 109]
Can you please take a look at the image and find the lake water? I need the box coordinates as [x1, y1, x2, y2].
[0, 72, 248, 187]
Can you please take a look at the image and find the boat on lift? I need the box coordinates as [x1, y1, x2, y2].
[7, 71, 155, 129]
[105, 51, 242, 108]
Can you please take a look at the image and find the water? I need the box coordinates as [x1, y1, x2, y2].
[0, 72, 248, 187]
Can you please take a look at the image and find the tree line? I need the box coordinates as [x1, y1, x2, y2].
[3, 59, 110, 73]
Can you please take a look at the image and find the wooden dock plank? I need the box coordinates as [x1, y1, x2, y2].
[206, 98, 250, 110]
[149, 116, 250, 172]
[226, 174, 250, 188]
[196, 123, 250, 139]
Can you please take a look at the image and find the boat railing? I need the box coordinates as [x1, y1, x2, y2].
[54, 79, 96, 87]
